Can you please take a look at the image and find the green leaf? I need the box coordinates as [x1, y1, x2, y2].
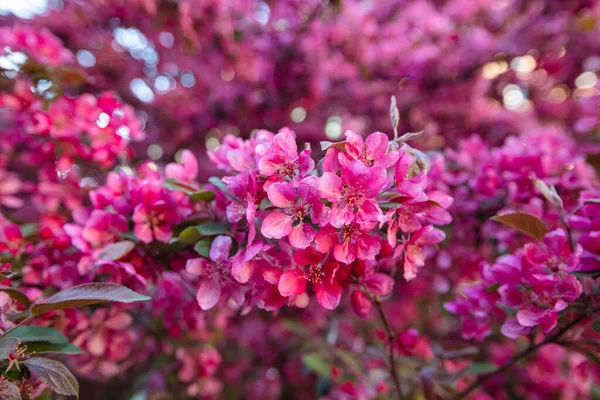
[194, 238, 212, 258]
[280, 319, 310, 336]
[163, 180, 196, 194]
[5, 327, 68, 344]
[259, 198, 274, 210]
[572, 270, 600, 279]
[302, 353, 332, 378]
[0, 379, 21, 400]
[164, 180, 216, 202]
[31, 283, 151, 317]
[24, 342, 83, 355]
[491, 212, 548, 241]
[0, 337, 19, 359]
[593, 320, 600, 334]
[96, 241, 135, 261]
[335, 349, 361, 374]
[190, 191, 216, 202]
[464, 362, 497, 375]
[178, 227, 202, 244]
[0, 285, 30, 307]
[24, 357, 79, 397]
[196, 222, 229, 236]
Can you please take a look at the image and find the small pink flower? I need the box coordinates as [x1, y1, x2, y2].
[0, 170, 23, 208]
[394, 148, 427, 198]
[225, 172, 260, 245]
[186, 236, 242, 310]
[261, 179, 328, 248]
[278, 248, 342, 310]
[523, 228, 580, 273]
[258, 129, 314, 180]
[166, 149, 198, 184]
[399, 225, 446, 281]
[315, 221, 381, 264]
[319, 160, 387, 228]
[395, 328, 420, 356]
[340, 131, 399, 169]
[133, 200, 178, 244]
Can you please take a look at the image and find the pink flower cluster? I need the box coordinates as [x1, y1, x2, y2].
[202, 129, 450, 311]
[446, 229, 583, 340]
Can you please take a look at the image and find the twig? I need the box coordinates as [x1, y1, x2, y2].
[371, 297, 404, 400]
[452, 312, 589, 400]
[0, 314, 33, 338]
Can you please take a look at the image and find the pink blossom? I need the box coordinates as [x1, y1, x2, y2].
[339, 131, 399, 169]
[316, 221, 381, 264]
[166, 149, 199, 184]
[258, 129, 314, 180]
[278, 247, 343, 310]
[261, 179, 328, 248]
[400, 225, 446, 281]
[319, 160, 387, 228]
[186, 236, 242, 310]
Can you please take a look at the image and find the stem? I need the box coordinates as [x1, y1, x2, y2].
[561, 217, 575, 254]
[0, 314, 33, 338]
[452, 313, 589, 400]
[372, 298, 404, 400]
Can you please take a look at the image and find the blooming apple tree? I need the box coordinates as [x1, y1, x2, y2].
[0, 5, 599, 400]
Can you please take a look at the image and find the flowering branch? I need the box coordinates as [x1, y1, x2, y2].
[371, 296, 405, 400]
[452, 311, 591, 400]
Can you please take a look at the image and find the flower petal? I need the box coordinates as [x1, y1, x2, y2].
[261, 212, 293, 239]
[278, 269, 307, 296]
[196, 278, 222, 310]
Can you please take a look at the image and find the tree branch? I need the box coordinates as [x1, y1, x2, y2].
[452, 312, 589, 400]
[372, 297, 405, 400]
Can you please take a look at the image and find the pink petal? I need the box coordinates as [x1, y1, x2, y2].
[516, 308, 544, 327]
[104, 312, 133, 330]
[267, 183, 296, 208]
[181, 149, 198, 178]
[258, 155, 281, 176]
[186, 258, 206, 275]
[261, 212, 293, 239]
[165, 164, 186, 181]
[134, 223, 153, 244]
[334, 239, 356, 264]
[288, 223, 315, 249]
[344, 130, 365, 161]
[318, 173, 343, 202]
[272, 129, 298, 160]
[87, 333, 107, 356]
[365, 273, 395, 296]
[153, 224, 173, 243]
[210, 235, 233, 262]
[232, 259, 254, 284]
[351, 290, 372, 318]
[262, 266, 282, 285]
[314, 281, 342, 310]
[196, 278, 222, 310]
[403, 256, 418, 281]
[278, 269, 307, 296]
[315, 225, 338, 254]
[356, 233, 381, 261]
[331, 203, 354, 228]
[501, 318, 528, 339]
[365, 132, 389, 162]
